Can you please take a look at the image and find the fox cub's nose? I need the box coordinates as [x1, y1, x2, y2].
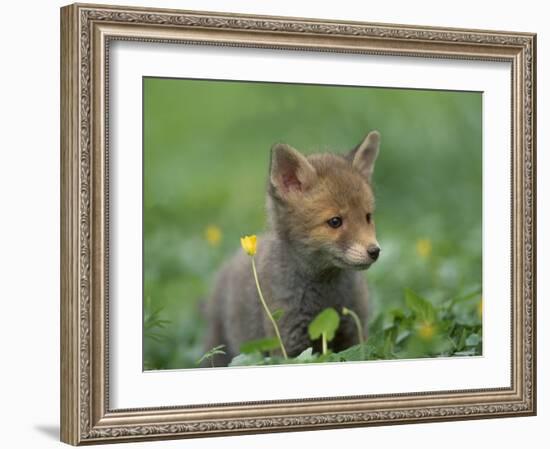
[367, 245, 381, 261]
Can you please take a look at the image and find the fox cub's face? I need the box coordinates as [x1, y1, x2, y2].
[268, 131, 382, 270]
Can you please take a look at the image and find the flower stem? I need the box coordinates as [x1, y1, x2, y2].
[322, 333, 327, 356]
[343, 307, 365, 359]
[251, 257, 288, 359]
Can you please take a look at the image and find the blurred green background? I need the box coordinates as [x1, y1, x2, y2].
[143, 77, 482, 370]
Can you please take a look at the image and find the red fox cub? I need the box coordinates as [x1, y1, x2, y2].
[204, 131, 381, 366]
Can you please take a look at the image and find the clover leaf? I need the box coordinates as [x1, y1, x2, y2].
[308, 308, 340, 355]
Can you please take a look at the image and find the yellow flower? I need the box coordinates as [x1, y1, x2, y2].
[416, 238, 432, 258]
[205, 225, 222, 246]
[477, 297, 483, 319]
[240, 234, 257, 256]
[418, 322, 435, 340]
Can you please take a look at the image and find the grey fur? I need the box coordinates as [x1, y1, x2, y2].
[203, 133, 381, 366]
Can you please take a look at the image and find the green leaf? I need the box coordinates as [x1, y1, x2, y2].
[196, 345, 226, 365]
[329, 339, 386, 362]
[456, 327, 468, 351]
[272, 308, 285, 322]
[395, 330, 411, 344]
[389, 308, 407, 320]
[453, 348, 479, 356]
[145, 333, 167, 343]
[228, 352, 266, 367]
[465, 333, 481, 347]
[144, 303, 172, 332]
[294, 347, 318, 363]
[450, 288, 482, 305]
[404, 289, 436, 323]
[308, 308, 341, 342]
[240, 337, 280, 354]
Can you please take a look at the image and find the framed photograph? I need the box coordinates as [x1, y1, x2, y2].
[60, 3, 537, 445]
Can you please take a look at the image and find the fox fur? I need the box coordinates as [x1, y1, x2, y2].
[203, 131, 382, 366]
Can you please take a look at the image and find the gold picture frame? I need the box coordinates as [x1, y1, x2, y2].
[60, 2, 537, 445]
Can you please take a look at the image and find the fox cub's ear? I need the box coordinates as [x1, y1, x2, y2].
[270, 143, 317, 195]
[350, 130, 381, 183]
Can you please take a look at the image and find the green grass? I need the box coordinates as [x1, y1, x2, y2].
[143, 77, 482, 370]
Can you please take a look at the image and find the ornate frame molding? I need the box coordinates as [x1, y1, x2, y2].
[60, 3, 536, 445]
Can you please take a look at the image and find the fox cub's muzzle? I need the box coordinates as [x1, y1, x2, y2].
[342, 241, 381, 269]
[367, 244, 381, 261]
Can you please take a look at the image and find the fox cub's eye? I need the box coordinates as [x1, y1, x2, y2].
[366, 213, 372, 224]
[327, 216, 343, 229]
